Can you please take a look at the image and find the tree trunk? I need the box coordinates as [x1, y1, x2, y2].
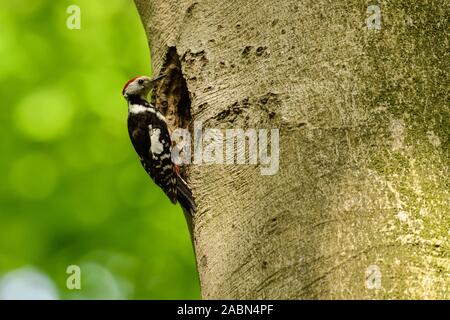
[134, 0, 449, 299]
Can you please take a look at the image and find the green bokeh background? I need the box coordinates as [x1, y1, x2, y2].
[0, 0, 199, 299]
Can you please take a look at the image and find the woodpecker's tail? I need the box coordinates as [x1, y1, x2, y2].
[176, 175, 196, 216]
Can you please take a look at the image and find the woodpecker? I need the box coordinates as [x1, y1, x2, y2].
[122, 75, 196, 215]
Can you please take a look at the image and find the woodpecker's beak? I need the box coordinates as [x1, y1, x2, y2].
[149, 74, 166, 83]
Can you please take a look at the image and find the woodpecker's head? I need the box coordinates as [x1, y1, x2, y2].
[122, 74, 165, 100]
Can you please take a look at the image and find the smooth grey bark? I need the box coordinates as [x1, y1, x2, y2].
[134, 0, 449, 299]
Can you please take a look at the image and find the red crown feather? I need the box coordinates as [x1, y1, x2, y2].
[122, 76, 140, 95]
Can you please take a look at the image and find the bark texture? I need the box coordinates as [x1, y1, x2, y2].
[134, 0, 449, 299]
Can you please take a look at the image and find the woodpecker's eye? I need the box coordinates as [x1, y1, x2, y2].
[138, 79, 144, 85]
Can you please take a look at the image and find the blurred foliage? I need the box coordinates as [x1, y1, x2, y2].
[0, 0, 200, 299]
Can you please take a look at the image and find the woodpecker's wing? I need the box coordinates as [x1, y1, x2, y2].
[127, 107, 177, 203]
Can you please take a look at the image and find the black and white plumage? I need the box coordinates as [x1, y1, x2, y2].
[122, 75, 196, 215]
